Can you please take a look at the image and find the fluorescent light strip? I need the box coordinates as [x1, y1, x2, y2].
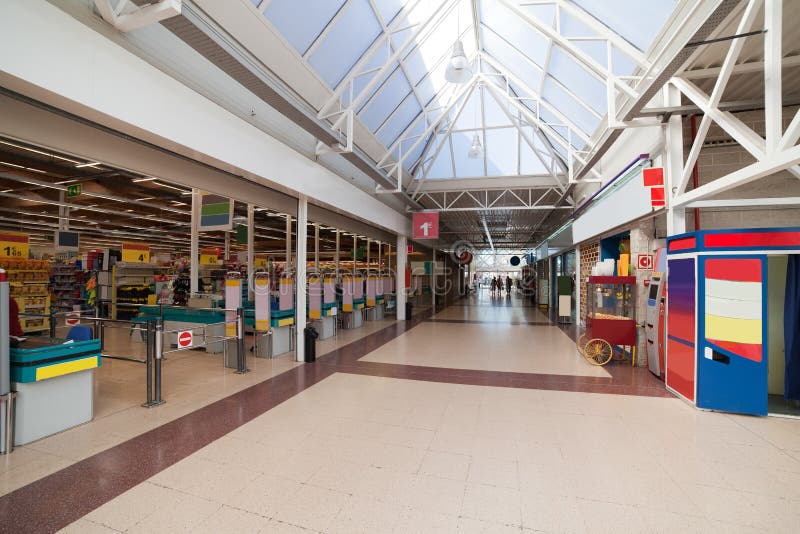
[75, 162, 101, 168]
[0, 140, 81, 164]
[132, 177, 157, 182]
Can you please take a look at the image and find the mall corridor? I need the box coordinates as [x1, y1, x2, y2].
[1, 293, 797, 533]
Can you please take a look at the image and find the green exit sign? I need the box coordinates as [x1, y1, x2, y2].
[67, 184, 81, 197]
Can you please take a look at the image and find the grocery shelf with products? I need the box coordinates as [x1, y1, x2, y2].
[111, 262, 171, 320]
[1, 258, 51, 334]
[49, 263, 91, 312]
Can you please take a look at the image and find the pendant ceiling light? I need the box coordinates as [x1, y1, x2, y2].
[468, 133, 483, 159]
[445, 40, 472, 84]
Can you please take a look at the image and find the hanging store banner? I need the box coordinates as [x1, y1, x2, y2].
[121, 242, 150, 263]
[279, 277, 293, 311]
[200, 192, 234, 231]
[254, 275, 270, 331]
[225, 276, 242, 337]
[308, 276, 322, 319]
[323, 277, 336, 304]
[342, 276, 354, 312]
[366, 275, 377, 307]
[0, 232, 29, 259]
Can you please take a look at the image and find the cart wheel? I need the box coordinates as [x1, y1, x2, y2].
[584, 338, 613, 366]
[576, 333, 588, 355]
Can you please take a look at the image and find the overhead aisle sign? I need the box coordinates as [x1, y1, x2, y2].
[412, 212, 439, 239]
[200, 192, 233, 231]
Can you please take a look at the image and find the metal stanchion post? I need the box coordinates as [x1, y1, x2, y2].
[99, 318, 106, 351]
[235, 307, 248, 374]
[153, 320, 165, 405]
[142, 320, 155, 408]
[93, 308, 99, 340]
[49, 308, 56, 338]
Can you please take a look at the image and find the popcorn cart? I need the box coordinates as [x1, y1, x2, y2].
[578, 276, 637, 365]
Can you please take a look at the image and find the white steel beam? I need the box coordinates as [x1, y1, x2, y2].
[676, 0, 762, 195]
[412, 176, 557, 192]
[498, 0, 637, 98]
[764, 0, 782, 153]
[674, 143, 800, 207]
[687, 197, 800, 208]
[680, 55, 800, 79]
[780, 108, 800, 151]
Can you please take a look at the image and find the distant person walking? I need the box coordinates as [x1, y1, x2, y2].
[506, 275, 512, 294]
[490, 276, 497, 294]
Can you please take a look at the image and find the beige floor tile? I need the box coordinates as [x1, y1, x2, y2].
[228, 473, 304, 518]
[394, 508, 460, 534]
[125, 490, 221, 534]
[326, 495, 406, 534]
[57, 519, 121, 534]
[457, 517, 523, 533]
[419, 450, 471, 482]
[191, 505, 272, 534]
[272, 484, 351, 532]
[519, 492, 586, 533]
[84, 482, 179, 532]
[461, 482, 522, 526]
[390, 474, 467, 517]
[467, 456, 519, 489]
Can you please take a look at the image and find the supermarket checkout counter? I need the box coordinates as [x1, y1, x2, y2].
[9, 337, 101, 446]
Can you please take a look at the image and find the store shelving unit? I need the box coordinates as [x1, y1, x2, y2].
[111, 262, 170, 320]
[49, 263, 90, 312]
[1, 259, 51, 334]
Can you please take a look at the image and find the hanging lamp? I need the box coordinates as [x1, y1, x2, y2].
[445, 40, 472, 84]
[468, 133, 483, 159]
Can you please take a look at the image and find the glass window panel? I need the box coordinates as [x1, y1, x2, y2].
[308, 0, 382, 88]
[519, 4, 557, 29]
[352, 44, 392, 109]
[572, 40, 607, 67]
[372, 0, 406, 24]
[547, 47, 606, 113]
[451, 131, 485, 178]
[482, 28, 543, 93]
[539, 102, 593, 149]
[377, 95, 422, 146]
[402, 50, 429, 86]
[359, 68, 411, 131]
[520, 133, 549, 175]
[486, 128, 518, 176]
[559, 10, 597, 38]
[611, 46, 637, 76]
[426, 134, 454, 179]
[572, 0, 677, 51]
[480, 1, 550, 65]
[264, 0, 345, 55]
[452, 89, 482, 132]
[397, 119, 429, 165]
[482, 89, 512, 128]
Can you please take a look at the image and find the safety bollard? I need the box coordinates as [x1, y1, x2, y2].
[142, 320, 155, 408]
[235, 307, 249, 374]
[153, 320, 165, 405]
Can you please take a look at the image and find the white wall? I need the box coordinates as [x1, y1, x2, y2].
[0, 0, 411, 237]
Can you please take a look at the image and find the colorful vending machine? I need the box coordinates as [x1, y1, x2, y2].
[665, 227, 800, 416]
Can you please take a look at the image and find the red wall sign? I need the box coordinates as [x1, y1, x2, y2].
[637, 254, 654, 270]
[177, 330, 193, 349]
[412, 212, 439, 239]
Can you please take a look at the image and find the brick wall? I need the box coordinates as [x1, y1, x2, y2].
[683, 107, 800, 230]
[578, 242, 599, 325]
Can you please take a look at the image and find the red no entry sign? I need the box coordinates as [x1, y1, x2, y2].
[177, 330, 193, 348]
[65, 312, 80, 326]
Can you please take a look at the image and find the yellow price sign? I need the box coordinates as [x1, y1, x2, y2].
[121, 242, 150, 263]
[200, 253, 218, 265]
[254, 256, 268, 268]
[0, 232, 29, 259]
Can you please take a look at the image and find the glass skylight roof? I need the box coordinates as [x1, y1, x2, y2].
[258, 0, 678, 183]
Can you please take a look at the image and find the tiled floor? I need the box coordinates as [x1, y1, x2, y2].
[63, 373, 800, 533]
[0, 316, 396, 497]
[3, 292, 800, 533]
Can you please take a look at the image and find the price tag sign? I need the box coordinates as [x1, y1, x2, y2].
[253, 256, 268, 268]
[0, 232, 29, 259]
[200, 247, 220, 265]
[121, 242, 150, 263]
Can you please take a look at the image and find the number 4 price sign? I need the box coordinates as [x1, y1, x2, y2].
[0, 232, 29, 259]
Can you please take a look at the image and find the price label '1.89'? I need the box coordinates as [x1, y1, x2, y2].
[0, 232, 29, 259]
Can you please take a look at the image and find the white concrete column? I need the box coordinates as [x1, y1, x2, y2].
[247, 203, 254, 300]
[396, 235, 407, 320]
[432, 249, 436, 314]
[224, 231, 230, 261]
[353, 235, 358, 275]
[366, 238, 371, 273]
[575, 245, 582, 326]
[295, 197, 307, 362]
[285, 214, 292, 270]
[335, 230, 340, 274]
[664, 83, 686, 235]
[190, 188, 199, 294]
[314, 223, 320, 273]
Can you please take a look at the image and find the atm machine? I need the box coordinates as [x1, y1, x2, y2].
[645, 273, 666, 377]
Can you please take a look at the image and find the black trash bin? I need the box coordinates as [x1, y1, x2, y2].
[405, 302, 413, 319]
[303, 325, 319, 362]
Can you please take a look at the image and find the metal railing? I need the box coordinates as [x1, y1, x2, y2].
[18, 306, 250, 407]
